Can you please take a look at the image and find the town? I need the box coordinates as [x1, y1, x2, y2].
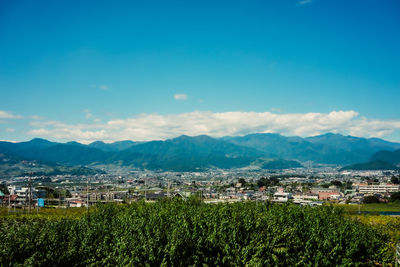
[1, 167, 399, 210]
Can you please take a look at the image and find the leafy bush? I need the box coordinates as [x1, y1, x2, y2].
[363, 195, 380, 204]
[0, 200, 395, 266]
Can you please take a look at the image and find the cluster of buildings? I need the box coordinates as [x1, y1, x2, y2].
[271, 183, 399, 205]
[0, 168, 399, 209]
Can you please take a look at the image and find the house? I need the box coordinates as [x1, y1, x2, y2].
[2, 195, 18, 206]
[69, 200, 84, 208]
[7, 186, 38, 205]
[273, 192, 292, 202]
[145, 192, 166, 201]
[292, 193, 319, 201]
[273, 188, 292, 202]
[318, 191, 341, 200]
[173, 192, 191, 200]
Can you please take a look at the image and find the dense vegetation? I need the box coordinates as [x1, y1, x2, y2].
[0, 200, 396, 266]
[341, 160, 399, 171]
[259, 158, 303, 170]
[371, 148, 400, 165]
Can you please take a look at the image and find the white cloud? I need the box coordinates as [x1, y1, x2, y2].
[0, 110, 22, 119]
[26, 110, 400, 143]
[174, 94, 188, 101]
[5, 128, 16, 133]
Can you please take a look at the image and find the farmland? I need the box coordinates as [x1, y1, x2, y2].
[0, 200, 398, 266]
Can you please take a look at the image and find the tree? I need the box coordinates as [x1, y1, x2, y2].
[257, 177, 279, 188]
[345, 181, 353, 189]
[238, 178, 247, 186]
[331, 180, 343, 187]
[390, 175, 399, 184]
[363, 195, 380, 204]
[390, 191, 400, 202]
[0, 184, 9, 195]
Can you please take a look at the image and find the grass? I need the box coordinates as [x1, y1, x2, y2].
[339, 202, 400, 213]
[339, 202, 400, 249]
[2, 202, 400, 217]
[0, 206, 88, 219]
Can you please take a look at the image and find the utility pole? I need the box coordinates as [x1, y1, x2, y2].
[144, 179, 147, 201]
[8, 189, 10, 213]
[87, 177, 90, 211]
[28, 173, 32, 213]
[167, 179, 170, 198]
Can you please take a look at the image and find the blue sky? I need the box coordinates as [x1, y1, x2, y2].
[1, 0, 400, 143]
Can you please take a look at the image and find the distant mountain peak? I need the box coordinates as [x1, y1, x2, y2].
[90, 141, 106, 145]
[66, 141, 84, 146]
[318, 132, 343, 137]
[29, 138, 52, 144]
[172, 135, 215, 142]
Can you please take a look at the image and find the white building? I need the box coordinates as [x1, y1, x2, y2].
[7, 185, 38, 204]
[292, 193, 319, 201]
[356, 183, 399, 194]
[273, 188, 293, 203]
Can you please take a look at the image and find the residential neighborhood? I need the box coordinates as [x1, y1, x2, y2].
[1, 167, 399, 210]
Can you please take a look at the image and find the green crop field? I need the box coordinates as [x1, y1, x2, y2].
[0, 200, 398, 266]
[339, 202, 400, 213]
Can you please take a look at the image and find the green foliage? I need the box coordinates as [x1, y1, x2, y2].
[339, 202, 400, 213]
[0, 201, 395, 266]
[0, 184, 9, 195]
[330, 180, 342, 187]
[341, 160, 400, 171]
[36, 187, 71, 199]
[390, 191, 400, 202]
[391, 175, 399, 184]
[257, 177, 279, 187]
[371, 149, 400, 165]
[363, 195, 380, 204]
[259, 159, 303, 169]
[238, 178, 247, 186]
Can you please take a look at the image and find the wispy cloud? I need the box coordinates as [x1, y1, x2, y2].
[174, 94, 188, 101]
[83, 109, 94, 119]
[99, 84, 110, 91]
[0, 110, 23, 120]
[298, 0, 313, 5]
[91, 84, 111, 91]
[26, 110, 400, 143]
[31, 115, 44, 120]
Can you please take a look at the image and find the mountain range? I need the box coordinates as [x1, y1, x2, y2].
[0, 133, 399, 172]
[0, 152, 103, 178]
[225, 133, 400, 164]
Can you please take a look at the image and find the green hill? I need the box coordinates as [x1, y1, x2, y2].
[371, 149, 400, 165]
[341, 160, 399, 171]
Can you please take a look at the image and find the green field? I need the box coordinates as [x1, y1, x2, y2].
[0, 200, 398, 266]
[0, 206, 88, 218]
[339, 202, 400, 213]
